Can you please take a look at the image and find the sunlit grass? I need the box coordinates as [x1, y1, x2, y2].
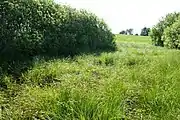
[1, 35, 180, 120]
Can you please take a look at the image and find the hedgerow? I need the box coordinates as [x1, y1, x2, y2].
[0, 0, 116, 63]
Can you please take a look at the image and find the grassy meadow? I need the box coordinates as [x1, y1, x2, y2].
[1, 35, 180, 119]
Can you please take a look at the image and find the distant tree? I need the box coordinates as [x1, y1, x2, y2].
[135, 33, 139, 36]
[140, 27, 150, 36]
[119, 30, 127, 35]
[126, 28, 133, 35]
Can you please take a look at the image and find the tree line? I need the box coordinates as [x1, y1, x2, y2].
[119, 27, 151, 36]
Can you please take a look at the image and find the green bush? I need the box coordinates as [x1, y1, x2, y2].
[0, 0, 116, 63]
[163, 19, 180, 49]
[150, 12, 180, 46]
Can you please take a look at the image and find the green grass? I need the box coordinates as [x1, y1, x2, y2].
[116, 35, 151, 44]
[1, 35, 180, 120]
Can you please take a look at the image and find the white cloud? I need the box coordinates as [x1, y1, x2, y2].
[54, 0, 180, 34]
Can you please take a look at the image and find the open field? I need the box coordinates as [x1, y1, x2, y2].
[1, 35, 180, 119]
[116, 35, 151, 44]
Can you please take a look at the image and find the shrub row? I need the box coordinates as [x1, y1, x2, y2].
[0, 0, 116, 62]
[150, 12, 180, 49]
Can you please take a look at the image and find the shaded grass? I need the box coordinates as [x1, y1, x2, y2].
[1, 35, 180, 119]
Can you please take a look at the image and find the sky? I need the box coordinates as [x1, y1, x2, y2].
[54, 0, 180, 34]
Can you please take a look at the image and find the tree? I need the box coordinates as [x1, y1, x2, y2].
[126, 28, 133, 35]
[163, 19, 180, 49]
[119, 30, 127, 35]
[150, 12, 180, 46]
[140, 27, 150, 36]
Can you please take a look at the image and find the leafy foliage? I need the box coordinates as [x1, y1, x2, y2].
[150, 12, 180, 46]
[0, 0, 116, 63]
[163, 19, 180, 49]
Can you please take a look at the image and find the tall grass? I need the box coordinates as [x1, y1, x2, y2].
[1, 35, 180, 119]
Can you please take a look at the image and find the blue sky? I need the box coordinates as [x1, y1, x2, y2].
[54, 0, 180, 34]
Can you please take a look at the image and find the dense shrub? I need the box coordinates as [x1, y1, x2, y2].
[0, 0, 116, 63]
[150, 12, 180, 46]
[163, 19, 180, 49]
